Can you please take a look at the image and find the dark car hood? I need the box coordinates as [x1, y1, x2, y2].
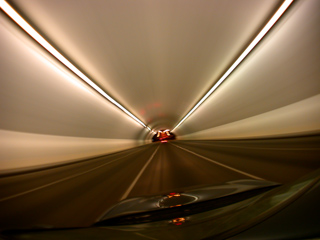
[98, 179, 279, 222]
[2, 170, 320, 240]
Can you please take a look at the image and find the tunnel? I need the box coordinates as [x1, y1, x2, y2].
[0, 0, 320, 239]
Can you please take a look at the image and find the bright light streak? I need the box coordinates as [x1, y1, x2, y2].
[0, 0, 151, 131]
[171, 0, 293, 132]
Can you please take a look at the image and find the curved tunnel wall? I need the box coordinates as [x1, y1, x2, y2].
[0, 15, 149, 172]
[178, 95, 320, 140]
[1, 0, 320, 172]
[176, 0, 320, 140]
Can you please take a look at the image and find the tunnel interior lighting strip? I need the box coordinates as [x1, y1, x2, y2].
[171, 0, 293, 132]
[0, 0, 151, 131]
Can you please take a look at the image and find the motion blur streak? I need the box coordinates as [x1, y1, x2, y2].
[120, 145, 160, 200]
[0, 0, 320, 236]
[0, 148, 140, 203]
[0, 139, 319, 229]
[0, 130, 142, 171]
[170, 143, 264, 180]
[0, 0, 150, 130]
[171, 0, 293, 132]
[179, 95, 320, 140]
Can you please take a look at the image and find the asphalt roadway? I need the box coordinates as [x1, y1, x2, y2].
[0, 136, 319, 230]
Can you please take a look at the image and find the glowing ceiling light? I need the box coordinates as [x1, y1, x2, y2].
[0, 0, 151, 131]
[171, 0, 293, 132]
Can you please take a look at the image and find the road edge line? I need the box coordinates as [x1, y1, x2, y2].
[171, 143, 265, 180]
[120, 145, 160, 201]
[0, 149, 142, 203]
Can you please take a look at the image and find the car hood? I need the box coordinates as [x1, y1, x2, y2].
[98, 179, 279, 223]
[2, 169, 320, 240]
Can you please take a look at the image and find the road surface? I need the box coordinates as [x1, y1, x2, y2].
[0, 136, 319, 230]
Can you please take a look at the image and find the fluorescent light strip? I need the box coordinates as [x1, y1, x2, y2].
[0, 0, 151, 131]
[171, 0, 293, 132]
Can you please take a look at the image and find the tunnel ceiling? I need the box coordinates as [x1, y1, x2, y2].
[4, 0, 320, 135]
[6, 0, 282, 130]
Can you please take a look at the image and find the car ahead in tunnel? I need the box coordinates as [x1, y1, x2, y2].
[1, 169, 319, 240]
[152, 130, 176, 142]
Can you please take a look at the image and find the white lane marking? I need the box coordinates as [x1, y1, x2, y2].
[182, 142, 319, 151]
[120, 145, 160, 200]
[135, 233, 158, 240]
[0, 149, 143, 203]
[171, 143, 265, 181]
